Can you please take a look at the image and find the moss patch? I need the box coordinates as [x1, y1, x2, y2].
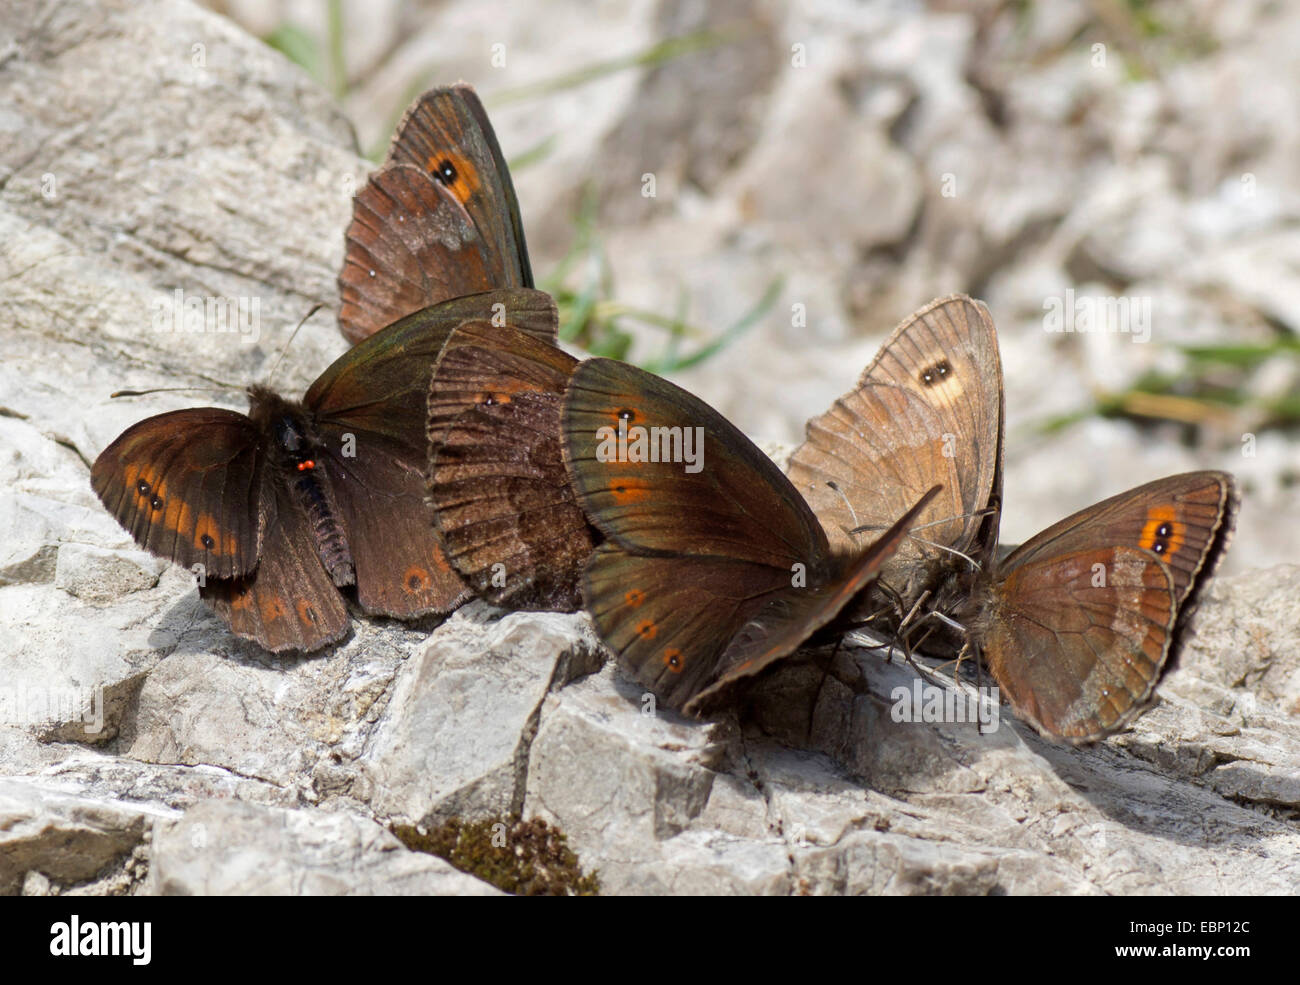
[394, 815, 599, 896]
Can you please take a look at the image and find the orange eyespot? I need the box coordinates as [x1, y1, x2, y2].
[297, 460, 315, 472]
[635, 619, 657, 640]
[663, 649, 684, 673]
[609, 477, 652, 504]
[625, 588, 646, 607]
[404, 566, 430, 593]
[296, 599, 319, 625]
[1139, 506, 1186, 557]
[426, 151, 481, 203]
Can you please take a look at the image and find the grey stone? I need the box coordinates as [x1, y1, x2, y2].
[145, 799, 501, 895]
[362, 608, 604, 825]
[54, 542, 166, 603]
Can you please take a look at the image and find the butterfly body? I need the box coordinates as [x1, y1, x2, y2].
[244, 385, 356, 588]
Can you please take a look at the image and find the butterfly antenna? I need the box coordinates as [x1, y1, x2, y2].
[825, 481, 863, 539]
[905, 535, 983, 571]
[851, 507, 996, 567]
[265, 304, 324, 388]
[110, 384, 239, 398]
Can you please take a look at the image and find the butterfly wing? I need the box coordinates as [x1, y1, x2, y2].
[90, 408, 267, 579]
[786, 295, 1004, 578]
[685, 487, 939, 716]
[386, 84, 532, 288]
[997, 471, 1237, 609]
[982, 471, 1237, 742]
[427, 323, 596, 611]
[200, 478, 350, 652]
[564, 358, 901, 713]
[308, 290, 558, 617]
[338, 164, 500, 344]
[339, 85, 531, 343]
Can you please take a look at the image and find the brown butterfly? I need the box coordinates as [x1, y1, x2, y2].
[934, 472, 1237, 742]
[785, 295, 1237, 742]
[338, 84, 532, 344]
[92, 289, 558, 652]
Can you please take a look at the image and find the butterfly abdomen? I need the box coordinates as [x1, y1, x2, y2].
[291, 466, 355, 587]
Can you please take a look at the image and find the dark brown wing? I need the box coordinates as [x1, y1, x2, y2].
[338, 164, 499, 344]
[90, 408, 267, 580]
[338, 84, 532, 344]
[311, 289, 556, 448]
[984, 471, 1238, 742]
[427, 323, 595, 611]
[310, 291, 556, 615]
[310, 422, 470, 618]
[786, 296, 1004, 580]
[564, 358, 850, 712]
[386, 84, 531, 288]
[564, 359, 830, 567]
[691, 489, 939, 715]
[200, 480, 349, 652]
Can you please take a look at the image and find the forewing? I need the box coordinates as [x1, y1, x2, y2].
[91, 408, 266, 579]
[787, 295, 1003, 571]
[563, 358, 830, 570]
[338, 164, 499, 343]
[386, 84, 532, 288]
[1000, 472, 1237, 609]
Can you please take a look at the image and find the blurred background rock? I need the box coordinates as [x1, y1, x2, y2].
[205, 0, 1300, 574]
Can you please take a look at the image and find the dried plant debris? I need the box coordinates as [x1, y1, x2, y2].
[394, 815, 599, 896]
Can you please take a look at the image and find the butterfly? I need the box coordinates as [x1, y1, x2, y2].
[91, 289, 558, 652]
[338, 83, 533, 344]
[425, 324, 938, 715]
[784, 295, 1238, 742]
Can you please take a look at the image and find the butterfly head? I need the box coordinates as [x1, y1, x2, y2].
[247, 386, 318, 469]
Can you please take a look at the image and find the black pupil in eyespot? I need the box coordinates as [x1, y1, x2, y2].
[436, 159, 457, 184]
[920, 360, 952, 387]
[618, 408, 634, 422]
[1157, 523, 1172, 536]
